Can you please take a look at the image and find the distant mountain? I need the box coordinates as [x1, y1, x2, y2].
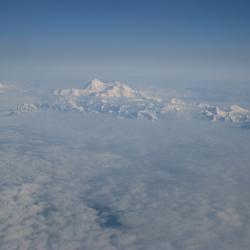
[54, 79, 155, 99]
[52, 79, 161, 120]
[8, 103, 39, 115]
[161, 98, 250, 123]
[7, 79, 250, 124]
[199, 104, 250, 123]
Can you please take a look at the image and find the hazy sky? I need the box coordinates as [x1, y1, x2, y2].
[1, 0, 250, 83]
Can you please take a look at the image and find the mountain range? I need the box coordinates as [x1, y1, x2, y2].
[7, 79, 250, 125]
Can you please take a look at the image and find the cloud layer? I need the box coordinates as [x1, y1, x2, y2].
[0, 111, 250, 249]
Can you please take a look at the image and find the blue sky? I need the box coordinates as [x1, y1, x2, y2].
[0, 0, 250, 84]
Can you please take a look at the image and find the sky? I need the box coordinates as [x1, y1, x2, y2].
[0, 0, 250, 83]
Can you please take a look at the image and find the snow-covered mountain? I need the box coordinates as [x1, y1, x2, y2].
[52, 79, 161, 120]
[12, 103, 39, 114]
[161, 98, 250, 123]
[54, 78, 156, 100]
[199, 103, 250, 123]
[7, 79, 250, 125]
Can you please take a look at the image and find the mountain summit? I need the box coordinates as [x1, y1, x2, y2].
[54, 79, 145, 99]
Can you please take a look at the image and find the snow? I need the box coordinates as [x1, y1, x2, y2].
[54, 79, 145, 99]
[6, 79, 250, 125]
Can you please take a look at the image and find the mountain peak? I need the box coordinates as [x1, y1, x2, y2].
[84, 79, 106, 92]
[55, 79, 145, 99]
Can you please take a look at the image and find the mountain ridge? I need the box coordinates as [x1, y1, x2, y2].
[5, 79, 250, 124]
[54, 79, 151, 99]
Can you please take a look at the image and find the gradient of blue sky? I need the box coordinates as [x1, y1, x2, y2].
[0, 0, 250, 83]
